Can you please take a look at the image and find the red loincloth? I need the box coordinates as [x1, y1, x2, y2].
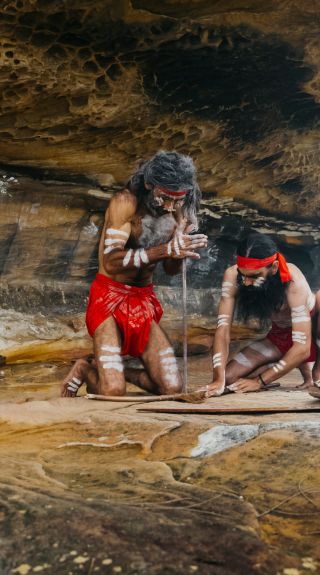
[86, 273, 163, 357]
[267, 312, 316, 362]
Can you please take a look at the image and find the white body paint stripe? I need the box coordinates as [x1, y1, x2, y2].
[104, 246, 119, 255]
[217, 314, 229, 327]
[160, 357, 177, 366]
[167, 241, 172, 256]
[249, 341, 275, 358]
[99, 354, 121, 362]
[101, 345, 121, 353]
[140, 249, 149, 264]
[173, 236, 180, 256]
[292, 317, 310, 323]
[307, 292, 316, 311]
[178, 235, 185, 248]
[134, 250, 141, 268]
[106, 228, 129, 238]
[253, 277, 265, 287]
[102, 362, 124, 372]
[123, 249, 133, 266]
[104, 238, 125, 246]
[67, 382, 80, 390]
[164, 373, 179, 385]
[234, 352, 252, 367]
[273, 360, 286, 372]
[159, 347, 174, 356]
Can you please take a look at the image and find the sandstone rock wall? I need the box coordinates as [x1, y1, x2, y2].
[1, 0, 320, 320]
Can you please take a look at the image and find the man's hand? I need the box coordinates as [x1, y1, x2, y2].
[167, 229, 208, 260]
[228, 378, 262, 393]
[200, 379, 225, 397]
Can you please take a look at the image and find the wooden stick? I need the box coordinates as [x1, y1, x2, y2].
[85, 390, 206, 403]
[182, 257, 188, 393]
[136, 405, 320, 414]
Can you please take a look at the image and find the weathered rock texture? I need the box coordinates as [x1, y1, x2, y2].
[1, 0, 320, 326]
[0, 360, 319, 574]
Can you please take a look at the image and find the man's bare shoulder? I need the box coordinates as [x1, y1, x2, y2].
[287, 263, 309, 289]
[286, 263, 311, 301]
[106, 189, 137, 222]
[223, 265, 238, 283]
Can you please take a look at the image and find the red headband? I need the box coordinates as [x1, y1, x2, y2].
[237, 252, 291, 283]
[155, 186, 187, 199]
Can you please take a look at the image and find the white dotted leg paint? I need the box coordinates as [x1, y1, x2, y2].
[159, 347, 175, 356]
[273, 359, 286, 373]
[249, 340, 275, 359]
[99, 345, 123, 373]
[233, 352, 252, 368]
[160, 352, 179, 386]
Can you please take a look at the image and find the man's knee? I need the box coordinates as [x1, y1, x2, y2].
[97, 366, 126, 396]
[158, 374, 183, 395]
[99, 379, 126, 396]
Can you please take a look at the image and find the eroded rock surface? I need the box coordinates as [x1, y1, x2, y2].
[1, 0, 320, 322]
[0, 360, 319, 574]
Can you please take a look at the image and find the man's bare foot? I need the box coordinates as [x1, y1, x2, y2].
[61, 358, 90, 397]
[295, 381, 312, 390]
[308, 385, 320, 399]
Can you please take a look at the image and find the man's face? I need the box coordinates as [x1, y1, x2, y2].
[144, 182, 186, 216]
[237, 261, 279, 288]
[152, 186, 185, 213]
[237, 266, 272, 288]
[236, 260, 284, 328]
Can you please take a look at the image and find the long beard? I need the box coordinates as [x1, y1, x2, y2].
[236, 272, 286, 329]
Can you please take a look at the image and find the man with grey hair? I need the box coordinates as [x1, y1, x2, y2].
[61, 151, 207, 397]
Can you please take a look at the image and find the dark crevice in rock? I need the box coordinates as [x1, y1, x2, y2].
[141, 27, 320, 142]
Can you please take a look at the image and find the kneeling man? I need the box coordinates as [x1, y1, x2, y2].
[61, 151, 207, 397]
[205, 232, 317, 396]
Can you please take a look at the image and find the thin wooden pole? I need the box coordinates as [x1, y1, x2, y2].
[182, 258, 188, 392]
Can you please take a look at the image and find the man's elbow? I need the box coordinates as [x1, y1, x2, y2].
[103, 258, 114, 275]
[294, 345, 311, 363]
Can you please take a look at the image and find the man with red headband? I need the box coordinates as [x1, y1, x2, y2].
[61, 151, 207, 397]
[204, 232, 317, 396]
